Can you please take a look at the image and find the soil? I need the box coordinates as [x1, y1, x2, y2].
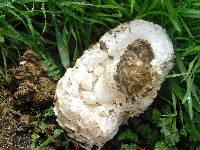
[0, 50, 57, 150]
[10, 50, 55, 110]
[115, 38, 157, 98]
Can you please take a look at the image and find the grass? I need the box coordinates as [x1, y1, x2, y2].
[0, 0, 200, 149]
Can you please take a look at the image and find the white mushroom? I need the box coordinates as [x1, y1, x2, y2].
[54, 19, 174, 149]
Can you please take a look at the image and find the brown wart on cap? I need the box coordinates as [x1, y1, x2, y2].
[114, 38, 157, 98]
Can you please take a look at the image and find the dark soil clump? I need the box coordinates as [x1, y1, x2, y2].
[10, 50, 55, 110]
[0, 50, 56, 150]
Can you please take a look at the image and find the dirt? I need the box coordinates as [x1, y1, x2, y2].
[0, 50, 56, 150]
[99, 41, 107, 50]
[127, 38, 154, 63]
[10, 50, 55, 110]
[114, 38, 157, 98]
[0, 78, 32, 149]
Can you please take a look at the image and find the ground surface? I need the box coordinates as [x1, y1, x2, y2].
[0, 50, 57, 150]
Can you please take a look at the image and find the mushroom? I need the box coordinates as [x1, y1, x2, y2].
[54, 20, 174, 149]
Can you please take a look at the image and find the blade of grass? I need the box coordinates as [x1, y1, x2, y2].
[130, 0, 135, 15]
[70, 24, 79, 65]
[34, 129, 63, 150]
[48, 0, 70, 70]
[177, 8, 200, 18]
[165, 0, 182, 32]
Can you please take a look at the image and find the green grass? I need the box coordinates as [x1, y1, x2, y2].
[0, 0, 200, 149]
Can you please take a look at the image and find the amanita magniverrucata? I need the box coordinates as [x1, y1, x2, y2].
[54, 19, 174, 149]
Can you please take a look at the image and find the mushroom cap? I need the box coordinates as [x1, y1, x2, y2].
[54, 19, 174, 148]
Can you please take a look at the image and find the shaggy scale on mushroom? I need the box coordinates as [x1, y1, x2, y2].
[54, 19, 174, 149]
